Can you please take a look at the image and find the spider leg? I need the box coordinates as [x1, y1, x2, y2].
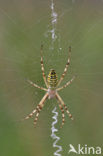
[56, 93, 74, 121]
[34, 92, 48, 126]
[27, 79, 47, 91]
[23, 93, 48, 121]
[23, 109, 36, 120]
[57, 76, 75, 91]
[57, 46, 71, 87]
[57, 101, 65, 128]
[33, 109, 40, 126]
[40, 45, 48, 88]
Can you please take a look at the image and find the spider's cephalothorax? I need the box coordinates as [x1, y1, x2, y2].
[24, 45, 75, 128]
[47, 69, 58, 88]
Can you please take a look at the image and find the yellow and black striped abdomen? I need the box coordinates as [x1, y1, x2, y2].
[47, 69, 58, 88]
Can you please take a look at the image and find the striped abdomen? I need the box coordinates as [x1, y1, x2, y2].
[47, 69, 58, 88]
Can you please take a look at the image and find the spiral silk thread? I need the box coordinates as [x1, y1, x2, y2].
[51, 107, 63, 156]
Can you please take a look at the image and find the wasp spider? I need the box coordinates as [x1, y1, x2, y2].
[24, 45, 75, 127]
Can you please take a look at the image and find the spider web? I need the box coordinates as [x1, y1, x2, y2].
[0, 0, 103, 156]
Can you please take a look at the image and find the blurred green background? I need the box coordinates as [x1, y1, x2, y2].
[0, 0, 103, 156]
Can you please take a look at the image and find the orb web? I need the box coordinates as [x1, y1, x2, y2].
[0, 0, 103, 155]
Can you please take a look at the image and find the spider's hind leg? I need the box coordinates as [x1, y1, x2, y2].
[57, 46, 71, 87]
[27, 79, 47, 91]
[40, 45, 48, 88]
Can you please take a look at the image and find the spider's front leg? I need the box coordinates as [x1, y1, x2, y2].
[34, 92, 48, 126]
[23, 93, 48, 126]
[57, 101, 65, 128]
[56, 92, 74, 121]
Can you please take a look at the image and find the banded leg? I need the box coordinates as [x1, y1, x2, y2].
[57, 76, 75, 91]
[23, 93, 48, 122]
[57, 46, 71, 87]
[40, 45, 48, 87]
[34, 107, 41, 126]
[27, 79, 47, 91]
[23, 109, 36, 120]
[58, 103, 65, 128]
[56, 93, 74, 121]
[33, 92, 48, 126]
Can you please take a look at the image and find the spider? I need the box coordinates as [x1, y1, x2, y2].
[24, 45, 75, 127]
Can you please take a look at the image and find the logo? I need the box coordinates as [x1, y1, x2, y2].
[68, 144, 102, 155]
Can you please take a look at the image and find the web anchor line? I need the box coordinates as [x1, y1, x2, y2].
[51, 107, 63, 156]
